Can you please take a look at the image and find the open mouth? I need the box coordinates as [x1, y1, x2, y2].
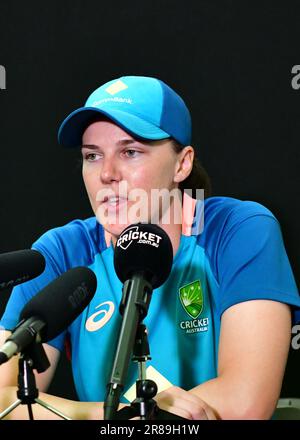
[101, 196, 128, 209]
[101, 196, 128, 214]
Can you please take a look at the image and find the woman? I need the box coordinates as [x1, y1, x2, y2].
[0, 76, 299, 419]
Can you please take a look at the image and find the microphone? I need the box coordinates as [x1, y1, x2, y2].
[0, 249, 46, 291]
[0, 266, 97, 365]
[104, 223, 173, 419]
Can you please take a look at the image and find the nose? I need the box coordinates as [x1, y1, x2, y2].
[100, 157, 122, 184]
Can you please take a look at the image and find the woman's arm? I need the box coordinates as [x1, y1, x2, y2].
[0, 330, 106, 420]
[155, 299, 291, 419]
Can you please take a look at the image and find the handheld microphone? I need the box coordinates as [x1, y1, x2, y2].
[0, 266, 97, 365]
[0, 249, 46, 291]
[104, 223, 173, 419]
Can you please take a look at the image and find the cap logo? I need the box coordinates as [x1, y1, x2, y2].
[105, 80, 128, 95]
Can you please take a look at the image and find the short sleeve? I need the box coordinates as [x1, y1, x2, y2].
[217, 213, 300, 316]
[0, 233, 68, 352]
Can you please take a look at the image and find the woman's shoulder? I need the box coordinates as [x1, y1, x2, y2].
[31, 217, 106, 268]
[196, 195, 279, 251]
[35, 216, 102, 243]
[203, 196, 276, 222]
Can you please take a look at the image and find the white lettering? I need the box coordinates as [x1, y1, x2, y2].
[180, 317, 209, 333]
[99, 424, 134, 437]
[291, 325, 300, 349]
[92, 97, 132, 106]
[291, 65, 300, 90]
[0, 65, 6, 90]
[140, 231, 148, 240]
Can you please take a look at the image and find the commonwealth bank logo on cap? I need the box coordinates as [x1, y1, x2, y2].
[105, 80, 128, 95]
[58, 75, 192, 147]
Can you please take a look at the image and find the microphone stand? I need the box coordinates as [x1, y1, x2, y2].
[114, 324, 185, 421]
[104, 273, 185, 420]
[0, 342, 71, 420]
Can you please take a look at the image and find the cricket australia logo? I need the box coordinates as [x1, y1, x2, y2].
[179, 280, 203, 318]
[179, 280, 209, 334]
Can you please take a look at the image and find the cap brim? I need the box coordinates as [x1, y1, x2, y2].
[58, 107, 170, 147]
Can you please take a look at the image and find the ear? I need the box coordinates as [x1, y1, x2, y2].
[174, 146, 194, 183]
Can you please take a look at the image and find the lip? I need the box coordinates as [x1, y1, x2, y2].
[101, 196, 128, 205]
[101, 197, 129, 215]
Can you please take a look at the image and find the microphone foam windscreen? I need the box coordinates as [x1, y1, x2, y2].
[0, 249, 46, 290]
[20, 266, 97, 341]
[114, 223, 173, 289]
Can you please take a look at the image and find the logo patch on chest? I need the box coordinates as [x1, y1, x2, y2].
[179, 280, 209, 334]
[85, 301, 115, 332]
[179, 280, 203, 318]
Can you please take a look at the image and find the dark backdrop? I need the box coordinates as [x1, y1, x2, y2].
[0, 1, 299, 400]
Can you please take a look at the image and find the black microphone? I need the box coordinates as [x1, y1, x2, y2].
[0, 266, 97, 365]
[0, 249, 46, 291]
[104, 223, 173, 420]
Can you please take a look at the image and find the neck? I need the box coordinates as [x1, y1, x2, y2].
[110, 193, 187, 256]
[157, 221, 182, 258]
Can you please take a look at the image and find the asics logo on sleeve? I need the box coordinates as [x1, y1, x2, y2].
[85, 301, 115, 332]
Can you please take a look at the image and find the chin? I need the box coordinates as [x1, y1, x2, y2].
[103, 222, 130, 240]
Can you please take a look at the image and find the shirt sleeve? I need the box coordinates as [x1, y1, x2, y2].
[217, 212, 300, 316]
[0, 232, 68, 352]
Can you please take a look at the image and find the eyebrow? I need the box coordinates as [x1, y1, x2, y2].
[81, 139, 141, 150]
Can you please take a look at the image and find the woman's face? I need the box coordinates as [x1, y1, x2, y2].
[81, 118, 187, 242]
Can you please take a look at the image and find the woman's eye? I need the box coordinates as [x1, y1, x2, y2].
[85, 153, 99, 161]
[124, 149, 139, 158]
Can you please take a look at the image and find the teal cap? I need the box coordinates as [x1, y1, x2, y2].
[58, 76, 192, 147]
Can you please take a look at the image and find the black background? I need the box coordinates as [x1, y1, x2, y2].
[0, 1, 299, 401]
